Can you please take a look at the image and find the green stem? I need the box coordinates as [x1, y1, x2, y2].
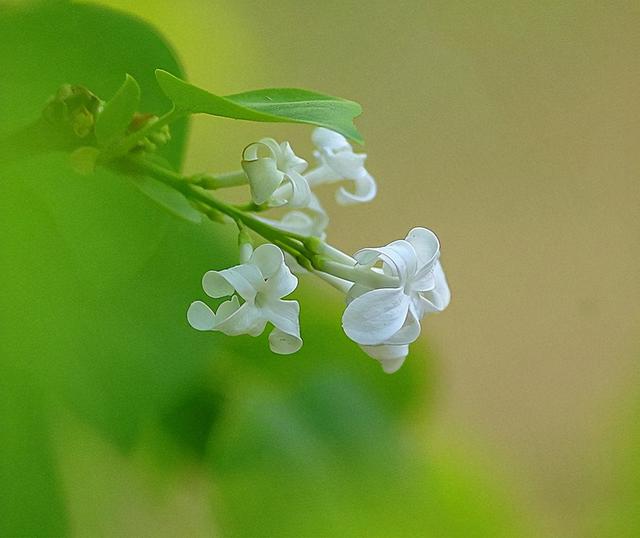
[318, 260, 398, 289]
[234, 201, 270, 212]
[123, 157, 395, 287]
[103, 107, 183, 161]
[312, 239, 357, 265]
[127, 157, 312, 260]
[198, 170, 247, 189]
[312, 269, 353, 293]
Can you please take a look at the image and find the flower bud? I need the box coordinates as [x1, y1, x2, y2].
[127, 113, 171, 152]
[42, 84, 104, 139]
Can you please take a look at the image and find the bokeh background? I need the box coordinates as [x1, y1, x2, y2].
[1, 1, 638, 536]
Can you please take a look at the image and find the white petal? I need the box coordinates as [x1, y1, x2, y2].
[278, 211, 315, 235]
[278, 141, 308, 174]
[336, 171, 377, 205]
[306, 136, 376, 206]
[312, 270, 352, 293]
[346, 281, 373, 303]
[405, 227, 440, 269]
[325, 151, 367, 179]
[250, 243, 284, 279]
[210, 264, 263, 302]
[285, 170, 312, 208]
[434, 262, 451, 309]
[264, 300, 302, 354]
[410, 270, 436, 293]
[243, 139, 276, 161]
[201, 271, 234, 298]
[359, 344, 408, 374]
[384, 309, 421, 345]
[268, 327, 302, 354]
[186, 301, 216, 331]
[239, 242, 253, 264]
[215, 295, 242, 320]
[361, 343, 409, 361]
[418, 262, 450, 314]
[303, 162, 339, 186]
[266, 265, 298, 298]
[242, 156, 285, 205]
[302, 193, 329, 236]
[312, 127, 351, 152]
[258, 138, 282, 157]
[354, 240, 418, 281]
[253, 195, 328, 240]
[264, 299, 300, 335]
[342, 287, 410, 345]
[380, 358, 406, 374]
[214, 298, 266, 337]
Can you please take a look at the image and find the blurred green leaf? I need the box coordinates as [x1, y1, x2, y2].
[192, 291, 526, 538]
[129, 174, 202, 223]
[0, 3, 209, 534]
[156, 69, 364, 144]
[0, 376, 68, 537]
[95, 73, 140, 147]
[207, 363, 526, 538]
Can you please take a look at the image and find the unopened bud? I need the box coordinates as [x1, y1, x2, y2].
[128, 113, 171, 153]
[42, 84, 104, 139]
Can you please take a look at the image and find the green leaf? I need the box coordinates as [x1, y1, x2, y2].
[95, 73, 140, 147]
[0, 375, 68, 537]
[208, 368, 526, 538]
[0, 4, 201, 533]
[156, 69, 364, 144]
[130, 175, 202, 223]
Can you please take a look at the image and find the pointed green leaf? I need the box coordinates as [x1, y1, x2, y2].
[130, 175, 202, 223]
[156, 69, 364, 144]
[95, 74, 140, 147]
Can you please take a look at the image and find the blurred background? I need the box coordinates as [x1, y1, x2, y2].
[1, 1, 638, 536]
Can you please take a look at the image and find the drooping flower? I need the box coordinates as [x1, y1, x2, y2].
[241, 138, 311, 208]
[187, 243, 302, 354]
[304, 127, 377, 205]
[341, 227, 450, 373]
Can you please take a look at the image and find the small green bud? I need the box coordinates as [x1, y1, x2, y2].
[42, 84, 104, 139]
[127, 113, 171, 153]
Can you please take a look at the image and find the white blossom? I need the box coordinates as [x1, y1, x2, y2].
[256, 192, 329, 239]
[187, 243, 302, 354]
[304, 127, 377, 205]
[341, 227, 450, 373]
[241, 138, 311, 208]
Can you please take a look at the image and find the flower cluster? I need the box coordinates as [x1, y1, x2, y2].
[188, 128, 450, 373]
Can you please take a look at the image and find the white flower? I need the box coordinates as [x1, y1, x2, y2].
[256, 192, 329, 238]
[241, 138, 311, 208]
[304, 127, 377, 205]
[341, 227, 450, 373]
[187, 243, 302, 354]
